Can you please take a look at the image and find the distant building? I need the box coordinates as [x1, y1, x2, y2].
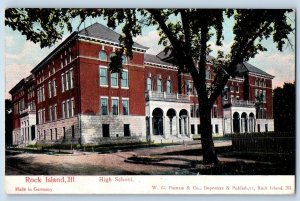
[9, 23, 274, 146]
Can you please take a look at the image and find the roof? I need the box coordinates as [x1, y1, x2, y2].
[236, 62, 274, 78]
[156, 49, 214, 63]
[9, 74, 34, 94]
[78, 23, 148, 50]
[144, 54, 174, 66]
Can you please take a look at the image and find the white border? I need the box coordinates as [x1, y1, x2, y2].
[1, 1, 299, 201]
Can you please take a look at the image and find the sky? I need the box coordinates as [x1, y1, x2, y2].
[5, 10, 295, 99]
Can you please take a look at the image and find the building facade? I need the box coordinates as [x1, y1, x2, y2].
[9, 23, 275, 146]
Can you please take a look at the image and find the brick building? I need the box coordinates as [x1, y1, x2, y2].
[9, 23, 274, 146]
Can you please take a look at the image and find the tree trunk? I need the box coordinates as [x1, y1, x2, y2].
[199, 104, 219, 165]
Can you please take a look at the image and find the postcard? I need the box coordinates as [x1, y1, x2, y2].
[4, 8, 295, 194]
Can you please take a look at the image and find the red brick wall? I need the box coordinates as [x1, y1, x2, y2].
[144, 65, 178, 93]
[78, 40, 145, 115]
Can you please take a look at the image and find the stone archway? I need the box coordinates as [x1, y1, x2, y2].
[241, 112, 248, 133]
[179, 109, 188, 135]
[233, 112, 240, 133]
[167, 109, 176, 135]
[152, 108, 164, 135]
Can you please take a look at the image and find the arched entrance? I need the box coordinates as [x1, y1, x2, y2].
[241, 112, 248, 133]
[179, 109, 188, 135]
[152, 108, 164, 135]
[249, 113, 255, 133]
[167, 109, 176, 135]
[233, 112, 240, 133]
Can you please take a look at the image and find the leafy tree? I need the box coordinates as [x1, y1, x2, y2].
[5, 8, 293, 164]
[273, 83, 295, 132]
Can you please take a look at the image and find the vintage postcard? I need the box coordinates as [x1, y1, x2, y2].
[4, 8, 295, 194]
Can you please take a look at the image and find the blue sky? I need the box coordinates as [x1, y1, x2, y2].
[5, 10, 295, 99]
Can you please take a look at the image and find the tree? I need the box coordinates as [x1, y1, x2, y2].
[5, 8, 293, 164]
[273, 82, 295, 132]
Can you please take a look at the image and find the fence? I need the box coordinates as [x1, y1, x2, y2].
[230, 132, 295, 154]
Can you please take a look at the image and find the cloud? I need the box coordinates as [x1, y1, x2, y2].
[249, 51, 295, 88]
[208, 41, 233, 57]
[134, 30, 163, 55]
[5, 64, 32, 99]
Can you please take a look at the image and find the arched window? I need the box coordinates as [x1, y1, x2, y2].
[99, 50, 107, 61]
[166, 80, 171, 93]
[147, 77, 152, 91]
[157, 78, 162, 92]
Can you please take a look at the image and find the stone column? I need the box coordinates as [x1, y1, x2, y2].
[187, 116, 190, 137]
[163, 116, 167, 138]
[240, 118, 243, 133]
[176, 116, 180, 137]
[149, 116, 153, 137]
[246, 118, 249, 133]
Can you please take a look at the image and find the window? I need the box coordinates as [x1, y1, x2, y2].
[147, 77, 152, 91]
[166, 80, 171, 93]
[102, 124, 110, 137]
[49, 106, 53, 121]
[157, 78, 162, 92]
[213, 106, 218, 118]
[65, 71, 70, 90]
[69, 54, 72, 63]
[230, 86, 234, 92]
[187, 81, 193, 94]
[66, 99, 70, 118]
[62, 101, 65, 118]
[70, 68, 74, 89]
[121, 70, 128, 88]
[50, 129, 53, 140]
[72, 125, 75, 138]
[111, 72, 118, 87]
[63, 127, 66, 139]
[191, 125, 195, 134]
[122, 55, 127, 64]
[122, 99, 129, 115]
[71, 98, 75, 117]
[54, 104, 57, 120]
[99, 50, 107, 61]
[99, 67, 108, 86]
[236, 86, 239, 93]
[196, 105, 200, 118]
[68, 99, 72, 118]
[55, 128, 58, 140]
[100, 98, 108, 115]
[215, 125, 219, 134]
[263, 90, 266, 102]
[61, 73, 65, 92]
[124, 124, 130, 136]
[197, 124, 201, 134]
[42, 86, 45, 101]
[48, 81, 52, 98]
[112, 98, 119, 115]
[265, 124, 268, 132]
[190, 105, 194, 118]
[53, 79, 57, 96]
[206, 69, 211, 79]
